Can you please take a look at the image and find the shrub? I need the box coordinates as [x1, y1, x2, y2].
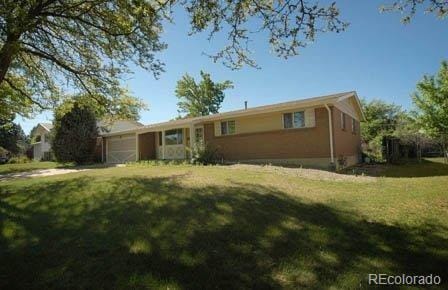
[7, 156, 31, 164]
[191, 143, 221, 165]
[52, 103, 98, 164]
[337, 155, 347, 169]
[127, 160, 191, 167]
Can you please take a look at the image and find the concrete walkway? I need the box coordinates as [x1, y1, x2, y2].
[0, 168, 90, 182]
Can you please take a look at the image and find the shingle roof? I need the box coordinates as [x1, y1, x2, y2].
[40, 123, 53, 131]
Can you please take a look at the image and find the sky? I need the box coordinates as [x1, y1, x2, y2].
[16, 0, 448, 134]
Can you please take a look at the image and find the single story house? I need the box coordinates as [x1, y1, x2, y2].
[32, 120, 143, 161]
[99, 91, 365, 168]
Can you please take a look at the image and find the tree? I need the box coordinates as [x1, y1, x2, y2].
[381, 0, 448, 23]
[0, 1, 347, 117]
[52, 103, 98, 164]
[54, 91, 147, 123]
[413, 60, 448, 163]
[0, 116, 28, 155]
[361, 99, 404, 143]
[175, 71, 233, 117]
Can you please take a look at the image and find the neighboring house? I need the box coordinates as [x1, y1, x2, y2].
[32, 123, 53, 161]
[99, 91, 365, 168]
[32, 120, 143, 161]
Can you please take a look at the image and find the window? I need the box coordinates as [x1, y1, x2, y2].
[164, 129, 183, 145]
[341, 112, 346, 130]
[283, 111, 305, 129]
[158, 132, 162, 146]
[35, 135, 41, 142]
[352, 119, 356, 134]
[220, 120, 235, 135]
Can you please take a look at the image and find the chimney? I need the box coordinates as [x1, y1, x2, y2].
[244, 101, 248, 110]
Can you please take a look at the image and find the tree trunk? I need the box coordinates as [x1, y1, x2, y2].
[0, 34, 21, 84]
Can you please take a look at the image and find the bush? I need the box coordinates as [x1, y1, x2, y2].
[128, 160, 191, 167]
[53, 103, 98, 164]
[191, 143, 221, 165]
[7, 156, 31, 164]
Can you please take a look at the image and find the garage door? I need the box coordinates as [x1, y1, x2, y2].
[106, 134, 136, 163]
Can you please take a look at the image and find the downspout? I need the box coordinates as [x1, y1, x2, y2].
[101, 137, 104, 163]
[324, 104, 335, 164]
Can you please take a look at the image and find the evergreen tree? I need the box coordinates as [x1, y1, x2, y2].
[53, 103, 98, 164]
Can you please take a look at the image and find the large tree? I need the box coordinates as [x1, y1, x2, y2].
[52, 102, 98, 164]
[0, 0, 348, 118]
[413, 60, 448, 162]
[176, 71, 233, 117]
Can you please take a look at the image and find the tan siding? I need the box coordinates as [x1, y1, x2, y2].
[203, 107, 331, 160]
[212, 107, 316, 136]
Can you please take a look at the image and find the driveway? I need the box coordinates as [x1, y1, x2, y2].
[0, 168, 90, 182]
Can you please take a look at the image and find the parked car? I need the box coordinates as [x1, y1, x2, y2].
[0, 156, 9, 164]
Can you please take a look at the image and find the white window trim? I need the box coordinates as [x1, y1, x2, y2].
[283, 111, 305, 129]
[351, 118, 356, 133]
[164, 128, 184, 145]
[220, 120, 236, 135]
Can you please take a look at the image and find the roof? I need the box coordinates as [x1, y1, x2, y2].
[101, 91, 365, 137]
[39, 123, 53, 131]
[98, 120, 143, 134]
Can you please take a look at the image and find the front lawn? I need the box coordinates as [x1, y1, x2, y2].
[0, 161, 69, 175]
[0, 163, 447, 289]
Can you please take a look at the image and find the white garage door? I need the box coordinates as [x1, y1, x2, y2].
[106, 134, 136, 163]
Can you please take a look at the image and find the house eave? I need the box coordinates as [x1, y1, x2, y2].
[100, 91, 363, 137]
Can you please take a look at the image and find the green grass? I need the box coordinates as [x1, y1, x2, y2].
[0, 162, 447, 289]
[380, 158, 448, 177]
[0, 161, 71, 175]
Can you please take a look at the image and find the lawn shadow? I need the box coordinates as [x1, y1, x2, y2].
[0, 175, 447, 289]
[343, 158, 448, 178]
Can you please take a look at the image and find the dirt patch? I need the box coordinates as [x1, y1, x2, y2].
[0, 168, 90, 182]
[225, 164, 377, 183]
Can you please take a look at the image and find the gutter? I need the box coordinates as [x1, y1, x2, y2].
[324, 104, 335, 164]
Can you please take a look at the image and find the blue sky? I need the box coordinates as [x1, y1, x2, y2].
[16, 0, 448, 134]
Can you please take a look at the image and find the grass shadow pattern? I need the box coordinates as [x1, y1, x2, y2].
[0, 175, 447, 289]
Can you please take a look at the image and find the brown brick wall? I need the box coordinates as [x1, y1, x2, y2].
[332, 107, 361, 158]
[138, 132, 156, 160]
[203, 107, 332, 160]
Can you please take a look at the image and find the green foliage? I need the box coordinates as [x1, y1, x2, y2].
[361, 98, 404, 143]
[7, 156, 31, 164]
[360, 99, 427, 160]
[0, 1, 347, 117]
[0, 146, 8, 157]
[129, 160, 192, 167]
[55, 91, 147, 123]
[53, 103, 98, 164]
[0, 116, 28, 155]
[176, 71, 233, 117]
[413, 60, 448, 160]
[191, 143, 221, 165]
